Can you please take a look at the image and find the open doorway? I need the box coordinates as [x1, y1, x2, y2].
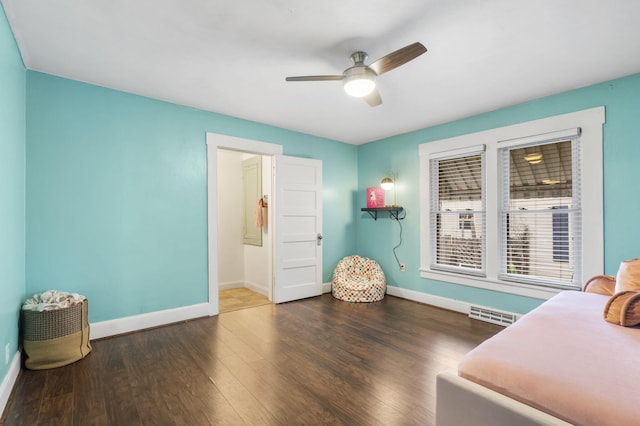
[206, 133, 323, 315]
[205, 133, 283, 316]
[216, 149, 273, 313]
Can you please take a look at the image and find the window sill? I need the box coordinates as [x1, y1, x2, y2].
[419, 268, 577, 300]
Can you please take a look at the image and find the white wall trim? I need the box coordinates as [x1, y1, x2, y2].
[218, 281, 269, 296]
[386, 285, 469, 314]
[90, 303, 210, 340]
[386, 285, 522, 321]
[0, 351, 21, 416]
[218, 280, 245, 291]
[244, 281, 268, 296]
[322, 281, 332, 294]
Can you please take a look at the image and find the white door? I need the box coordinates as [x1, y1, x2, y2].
[273, 155, 323, 303]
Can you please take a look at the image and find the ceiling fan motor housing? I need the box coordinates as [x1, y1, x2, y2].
[350, 51, 369, 65]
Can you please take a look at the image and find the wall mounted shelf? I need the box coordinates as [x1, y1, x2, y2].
[361, 206, 404, 220]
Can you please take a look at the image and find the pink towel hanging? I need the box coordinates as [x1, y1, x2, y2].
[255, 198, 265, 228]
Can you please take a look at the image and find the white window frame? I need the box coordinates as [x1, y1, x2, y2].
[419, 107, 605, 300]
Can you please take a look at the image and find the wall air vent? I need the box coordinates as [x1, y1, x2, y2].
[469, 305, 517, 326]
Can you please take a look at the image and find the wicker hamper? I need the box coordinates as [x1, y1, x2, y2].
[22, 299, 91, 370]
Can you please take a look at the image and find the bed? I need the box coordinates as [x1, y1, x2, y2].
[436, 289, 640, 426]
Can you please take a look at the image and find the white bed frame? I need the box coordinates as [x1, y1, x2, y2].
[435, 372, 572, 426]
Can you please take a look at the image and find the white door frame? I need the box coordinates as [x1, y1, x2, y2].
[205, 133, 283, 315]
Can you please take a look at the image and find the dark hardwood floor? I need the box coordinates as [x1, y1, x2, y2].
[2, 294, 503, 425]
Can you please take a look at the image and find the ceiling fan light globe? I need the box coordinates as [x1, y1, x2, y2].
[343, 66, 376, 97]
[344, 78, 375, 97]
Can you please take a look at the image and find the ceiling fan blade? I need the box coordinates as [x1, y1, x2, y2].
[285, 75, 344, 82]
[368, 42, 427, 76]
[364, 88, 382, 107]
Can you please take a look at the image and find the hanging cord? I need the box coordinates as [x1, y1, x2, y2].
[392, 209, 407, 268]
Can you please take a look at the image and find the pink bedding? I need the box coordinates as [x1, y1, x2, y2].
[458, 291, 640, 426]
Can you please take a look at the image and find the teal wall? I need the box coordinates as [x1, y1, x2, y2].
[23, 67, 640, 321]
[0, 5, 25, 383]
[357, 73, 640, 313]
[26, 71, 357, 323]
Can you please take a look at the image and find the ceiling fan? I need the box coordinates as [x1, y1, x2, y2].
[285, 42, 427, 107]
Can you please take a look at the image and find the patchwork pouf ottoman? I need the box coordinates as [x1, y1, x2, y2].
[332, 255, 386, 302]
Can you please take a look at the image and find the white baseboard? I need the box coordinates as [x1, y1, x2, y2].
[244, 281, 268, 296]
[219, 280, 244, 291]
[321, 282, 473, 314]
[219, 281, 268, 297]
[386, 285, 471, 314]
[386, 285, 520, 323]
[0, 351, 21, 416]
[88, 285, 503, 340]
[90, 302, 211, 340]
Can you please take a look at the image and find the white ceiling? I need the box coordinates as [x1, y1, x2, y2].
[3, 0, 640, 145]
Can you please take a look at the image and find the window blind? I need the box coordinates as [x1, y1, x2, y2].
[499, 138, 581, 288]
[430, 153, 486, 275]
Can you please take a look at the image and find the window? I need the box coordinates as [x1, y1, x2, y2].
[419, 107, 604, 299]
[499, 138, 578, 287]
[430, 148, 485, 275]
